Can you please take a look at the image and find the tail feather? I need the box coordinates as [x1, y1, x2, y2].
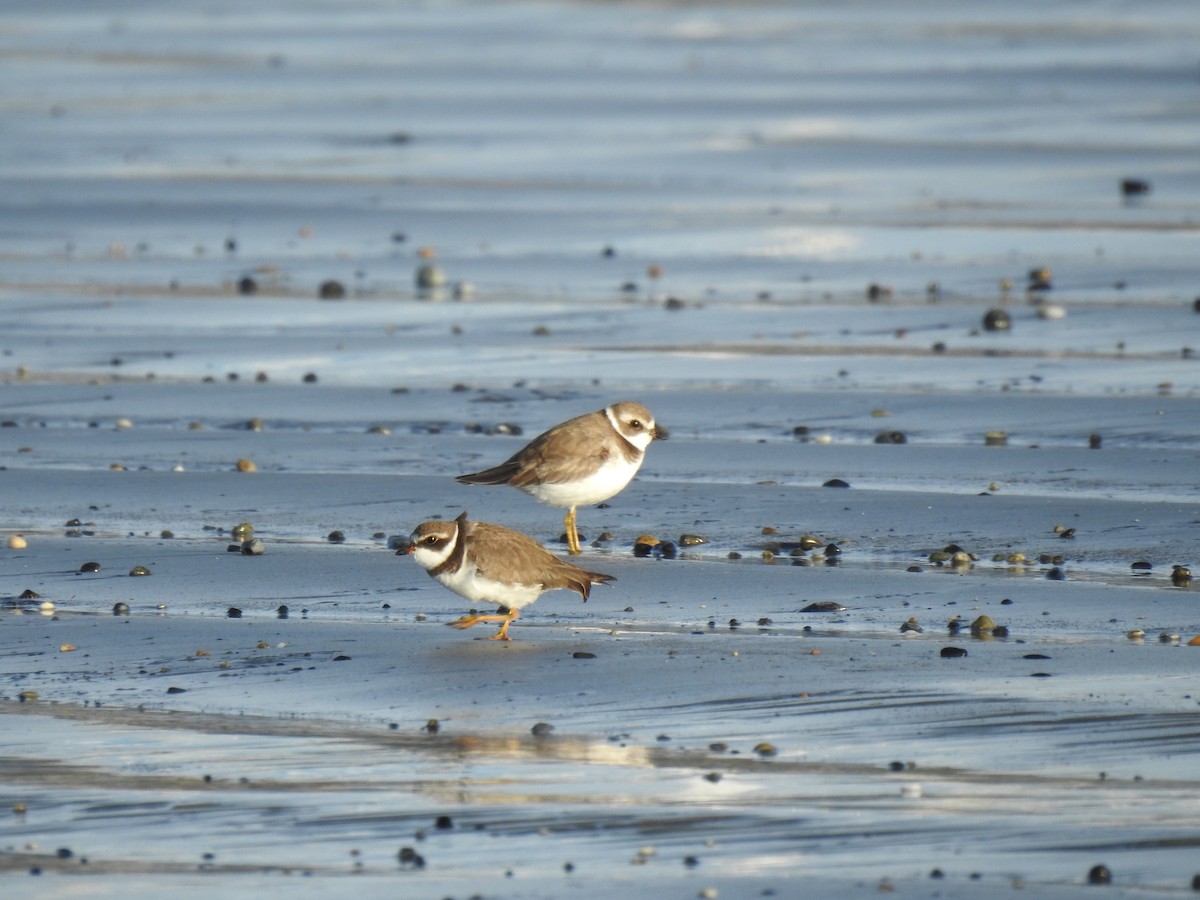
[572, 570, 615, 602]
[457, 461, 519, 486]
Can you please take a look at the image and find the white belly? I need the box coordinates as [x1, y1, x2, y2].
[523, 457, 639, 508]
[436, 563, 544, 610]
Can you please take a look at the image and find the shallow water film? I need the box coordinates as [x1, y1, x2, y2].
[2, 1, 1199, 898]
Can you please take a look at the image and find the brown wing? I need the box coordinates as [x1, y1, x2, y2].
[458, 409, 617, 488]
[469, 520, 615, 601]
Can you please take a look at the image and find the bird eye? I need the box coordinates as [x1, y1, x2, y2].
[630, 419, 643, 429]
[424, 535, 439, 544]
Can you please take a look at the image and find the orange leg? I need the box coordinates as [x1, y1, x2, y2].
[450, 608, 519, 640]
[564, 506, 581, 555]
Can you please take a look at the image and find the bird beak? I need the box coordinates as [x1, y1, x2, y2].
[398, 543, 416, 556]
[653, 425, 669, 440]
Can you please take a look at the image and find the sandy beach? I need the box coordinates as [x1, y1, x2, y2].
[3, 1, 1200, 897]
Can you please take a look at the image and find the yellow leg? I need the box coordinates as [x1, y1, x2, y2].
[449, 608, 519, 640]
[564, 506, 581, 555]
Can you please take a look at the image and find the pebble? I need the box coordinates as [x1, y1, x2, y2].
[227, 607, 242, 618]
[679, 534, 708, 546]
[235, 458, 257, 473]
[982, 308, 1011, 331]
[241, 539, 265, 556]
[7, 535, 27, 549]
[1172, 565, 1192, 586]
[79, 561, 101, 573]
[129, 566, 151, 576]
[822, 478, 850, 488]
[900, 617, 922, 633]
[531, 722, 554, 736]
[753, 742, 777, 757]
[1046, 566, 1066, 580]
[415, 264, 446, 289]
[1120, 178, 1150, 197]
[874, 430, 906, 444]
[1131, 560, 1152, 572]
[1087, 863, 1112, 885]
[327, 530, 346, 543]
[984, 430, 1008, 446]
[940, 646, 968, 658]
[318, 279, 345, 299]
[113, 602, 129, 615]
[970, 615, 996, 635]
[800, 601, 845, 613]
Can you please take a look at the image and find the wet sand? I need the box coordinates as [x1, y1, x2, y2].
[3, 0, 1200, 897]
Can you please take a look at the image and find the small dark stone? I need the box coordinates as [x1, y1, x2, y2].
[703, 772, 722, 783]
[756, 617, 772, 626]
[397, 845, 427, 869]
[112, 602, 129, 615]
[572, 651, 596, 659]
[982, 308, 1011, 331]
[66, 518, 82, 527]
[56, 847, 72, 859]
[940, 646, 968, 658]
[906, 565, 923, 572]
[1131, 560, 1152, 571]
[531, 721, 554, 736]
[1089, 433, 1103, 449]
[166, 686, 187, 694]
[1190, 872, 1200, 891]
[19, 589, 40, 600]
[932, 341, 947, 353]
[1172, 565, 1192, 586]
[930, 868, 945, 879]
[792, 425, 810, 439]
[1024, 653, 1051, 660]
[333, 655, 351, 661]
[129, 565, 151, 577]
[1059, 527, 1076, 539]
[684, 855, 700, 868]
[302, 372, 318, 383]
[822, 478, 850, 489]
[664, 296, 686, 310]
[800, 601, 845, 613]
[1046, 566, 1066, 580]
[241, 538, 265, 556]
[424, 719, 439, 733]
[888, 760, 905, 772]
[823, 543, 841, 556]
[276, 605, 289, 618]
[227, 607, 242, 618]
[79, 561, 101, 573]
[874, 430, 907, 444]
[1120, 178, 1150, 197]
[657, 541, 678, 559]
[318, 279, 346, 300]
[237, 276, 257, 295]
[327, 530, 346, 543]
[633, 542, 655, 558]
[1087, 863, 1112, 885]
[866, 282, 892, 301]
[434, 815, 453, 830]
